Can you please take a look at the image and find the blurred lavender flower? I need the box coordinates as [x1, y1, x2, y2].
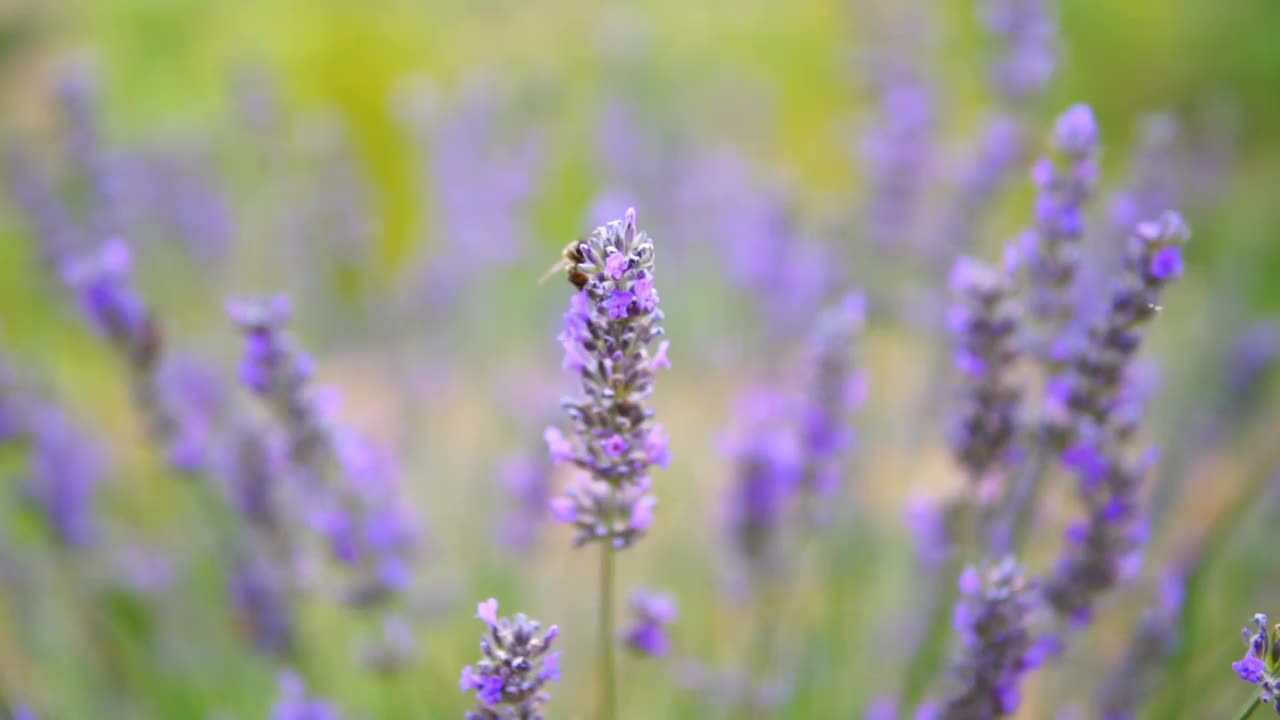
[460, 598, 561, 719]
[904, 495, 951, 570]
[360, 614, 418, 674]
[939, 115, 1029, 257]
[271, 671, 341, 720]
[118, 146, 235, 263]
[5, 146, 82, 267]
[865, 697, 899, 720]
[1023, 104, 1100, 344]
[796, 293, 867, 512]
[1222, 321, 1280, 420]
[1097, 565, 1187, 719]
[231, 556, 294, 657]
[622, 588, 677, 657]
[496, 452, 551, 551]
[981, 0, 1058, 104]
[1232, 613, 1280, 712]
[949, 251, 1023, 486]
[545, 209, 670, 549]
[21, 406, 102, 547]
[937, 557, 1037, 720]
[1043, 212, 1190, 443]
[1107, 115, 1184, 246]
[1042, 439, 1156, 626]
[860, 70, 935, 251]
[56, 63, 123, 239]
[62, 238, 154, 361]
[722, 390, 800, 579]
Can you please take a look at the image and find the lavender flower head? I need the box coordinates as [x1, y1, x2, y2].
[271, 671, 341, 720]
[23, 406, 102, 548]
[622, 588, 677, 657]
[460, 598, 561, 719]
[497, 452, 551, 551]
[1023, 104, 1100, 339]
[981, 0, 1058, 104]
[938, 557, 1036, 720]
[1042, 439, 1156, 626]
[722, 390, 800, 578]
[1044, 212, 1190, 443]
[860, 72, 935, 251]
[545, 208, 670, 549]
[949, 250, 1023, 485]
[1233, 613, 1280, 713]
[62, 238, 155, 368]
[796, 293, 867, 507]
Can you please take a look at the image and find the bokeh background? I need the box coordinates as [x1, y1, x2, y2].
[1, 0, 1279, 718]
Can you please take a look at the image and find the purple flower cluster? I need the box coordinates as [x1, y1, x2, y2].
[981, 0, 1058, 104]
[722, 390, 800, 577]
[623, 588, 677, 657]
[796, 293, 868, 506]
[22, 405, 102, 548]
[271, 671, 341, 720]
[1043, 212, 1190, 443]
[860, 72, 935, 251]
[1233, 613, 1280, 713]
[545, 209, 670, 549]
[938, 557, 1037, 720]
[948, 251, 1023, 484]
[460, 598, 561, 719]
[940, 115, 1028, 256]
[1041, 439, 1156, 626]
[62, 238, 155, 367]
[1023, 104, 1100, 340]
[231, 555, 295, 657]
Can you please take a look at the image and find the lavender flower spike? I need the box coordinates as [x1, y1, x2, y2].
[1232, 613, 1280, 712]
[948, 250, 1022, 485]
[546, 208, 670, 549]
[1023, 104, 1100, 341]
[622, 588, 677, 657]
[1044, 212, 1190, 443]
[460, 598, 561, 719]
[982, 0, 1058, 104]
[937, 557, 1036, 720]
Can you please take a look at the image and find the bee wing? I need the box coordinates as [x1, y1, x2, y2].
[538, 259, 568, 285]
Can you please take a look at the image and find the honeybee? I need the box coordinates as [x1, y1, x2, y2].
[539, 238, 590, 290]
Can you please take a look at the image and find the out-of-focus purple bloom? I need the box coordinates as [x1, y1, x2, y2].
[5, 146, 82, 267]
[949, 251, 1023, 484]
[1222, 322, 1280, 418]
[546, 209, 669, 549]
[860, 71, 935, 252]
[939, 114, 1029, 257]
[981, 0, 1058, 104]
[271, 671, 341, 720]
[23, 406, 102, 548]
[865, 696, 898, 720]
[1231, 613, 1280, 709]
[1043, 212, 1190, 443]
[460, 598, 560, 719]
[1023, 104, 1100, 342]
[231, 556, 294, 657]
[360, 614, 418, 674]
[496, 452, 551, 551]
[623, 588, 677, 657]
[118, 145, 235, 263]
[905, 495, 951, 570]
[1042, 439, 1157, 625]
[937, 557, 1036, 720]
[796, 293, 867, 512]
[722, 390, 800, 578]
[56, 63, 124, 240]
[62, 238, 153, 362]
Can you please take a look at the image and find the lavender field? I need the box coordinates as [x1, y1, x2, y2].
[2, 0, 1280, 718]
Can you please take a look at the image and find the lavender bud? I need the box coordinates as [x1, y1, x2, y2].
[546, 209, 669, 549]
[460, 598, 560, 718]
[937, 557, 1036, 720]
[622, 588, 677, 657]
[1232, 613, 1280, 708]
[948, 253, 1023, 484]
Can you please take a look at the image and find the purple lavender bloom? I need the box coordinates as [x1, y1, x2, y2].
[860, 71, 935, 251]
[622, 588, 677, 657]
[1043, 212, 1190, 443]
[937, 557, 1036, 720]
[496, 452, 551, 551]
[981, 0, 1058, 104]
[231, 556, 294, 657]
[546, 209, 669, 549]
[23, 406, 102, 548]
[1222, 322, 1280, 418]
[460, 598, 560, 719]
[949, 251, 1023, 484]
[939, 114, 1029, 256]
[1042, 439, 1156, 625]
[1232, 614, 1280, 710]
[62, 238, 154, 363]
[1023, 104, 1101, 341]
[5, 146, 82, 268]
[722, 390, 800, 577]
[271, 671, 341, 720]
[905, 495, 951, 570]
[796, 293, 867, 510]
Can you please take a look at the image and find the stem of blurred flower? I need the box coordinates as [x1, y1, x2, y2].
[601, 541, 617, 720]
[1234, 695, 1262, 720]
